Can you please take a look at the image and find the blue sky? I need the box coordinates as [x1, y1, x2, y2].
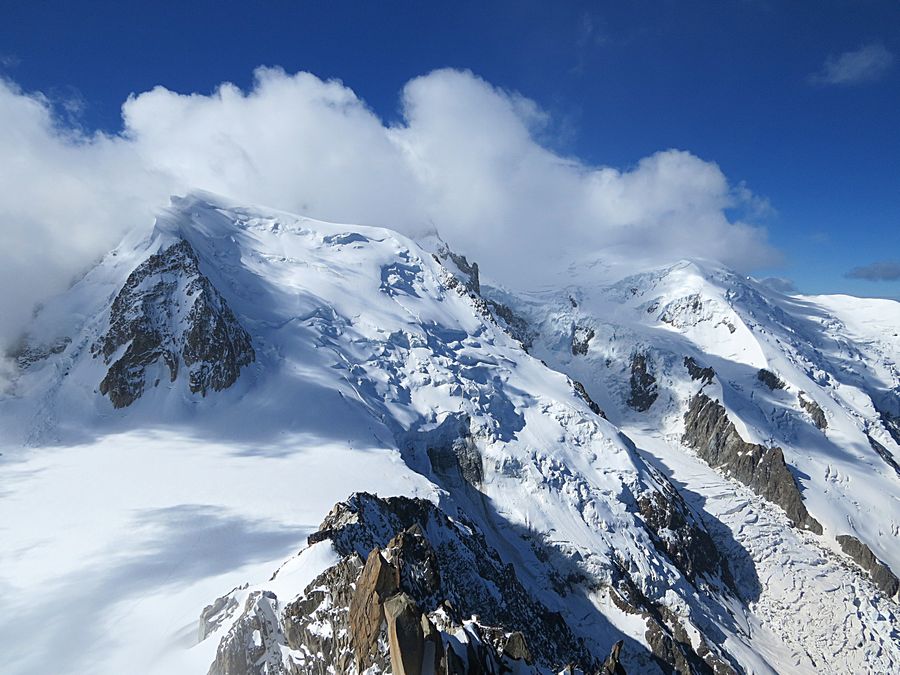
[1, 0, 898, 297]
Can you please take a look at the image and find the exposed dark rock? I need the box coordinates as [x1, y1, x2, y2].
[210, 492, 600, 674]
[348, 548, 398, 670]
[93, 239, 254, 407]
[199, 589, 242, 641]
[282, 554, 364, 674]
[442, 248, 480, 294]
[427, 434, 483, 488]
[9, 336, 71, 369]
[312, 493, 597, 671]
[207, 590, 286, 675]
[876, 405, 900, 446]
[684, 356, 715, 385]
[383, 592, 426, 675]
[756, 369, 785, 391]
[836, 534, 899, 597]
[799, 393, 827, 430]
[609, 575, 736, 675]
[866, 434, 900, 479]
[572, 325, 595, 356]
[683, 394, 822, 534]
[502, 631, 533, 664]
[636, 468, 734, 588]
[645, 619, 696, 675]
[627, 353, 658, 412]
[600, 640, 626, 674]
[432, 249, 533, 349]
[486, 299, 534, 349]
[573, 379, 607, 418]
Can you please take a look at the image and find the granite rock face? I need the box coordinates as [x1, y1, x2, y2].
[433, 245, 533, 349]
[435, 245, 480, 295]
[206, 492, 602, 675]
[756, 369, 785, 391]
[836, 535, 899, 598]
[572, 325, 595, 356]
[93, 239, 254, 408]
[486, 298, 534, 349]
[573, 378, 607, 418]
[799, 393, 828, 430]
[683, 356, 715, 385]
[636, 465, 734, 587]
[683, 393, 822, 534]
[627, 353, 658, 412]
[600, 640, 627, 674]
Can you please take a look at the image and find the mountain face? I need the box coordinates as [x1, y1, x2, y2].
[93, 238, 254, 408]
[1, 194, 898, 675]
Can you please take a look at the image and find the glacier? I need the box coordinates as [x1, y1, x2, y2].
[0, 193, 898, 674]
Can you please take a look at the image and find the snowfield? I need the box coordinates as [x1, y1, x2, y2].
[1, 193, 898, 674]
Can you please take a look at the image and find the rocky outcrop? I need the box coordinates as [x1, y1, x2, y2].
[600, 640, 626, 674]
[486, 299, 534, 349]
[382, 592, 430, 675]
[93, 239, 254, 407]
[683, 394, 822, 534]
[866, 434, 900, 479]
[434, 245, 480, 295]
[573, 378, 607, 418]
[799, 393, 827, 430]
[9, 336, 71, 369]
[207, 493, 602, 675]
[756, 368, 785, 390]
[637, 468, 734, 587]
[627, 353, 658, 412]
[433, 247, 533, 349]
[876, 404, 900, 446]
[609, 574, 735, 675]
[683, 356, 715, 385]
[572, 325, 595, 356]
[836, 535, 899, 597]
[348, 548, 398, 670]
[426, 433, 483, 488]
[207, 590, 288, 675]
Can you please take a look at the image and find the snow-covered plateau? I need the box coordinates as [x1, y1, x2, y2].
[1, 193, 898, 674]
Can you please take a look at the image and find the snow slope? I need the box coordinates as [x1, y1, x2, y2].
[494, 257, 900, 671]
[1, 195, 898, 673]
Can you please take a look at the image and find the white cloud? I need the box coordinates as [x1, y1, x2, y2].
[809, 43, 894, 86]
[0, 67, 777, 360]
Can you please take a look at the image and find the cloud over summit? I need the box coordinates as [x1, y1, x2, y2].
[0, 67, 777, 354]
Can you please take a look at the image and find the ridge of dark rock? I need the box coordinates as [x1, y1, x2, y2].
[683, 393, 822, 534]
[836, 534, 899, 598]
[206, 492, 604, 674]
[683, 356, 715, 385]
[798, 393, 828, 430]
[756, 369, 785, 391]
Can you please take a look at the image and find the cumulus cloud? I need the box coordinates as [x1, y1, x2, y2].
[845, 261, 900, 281]
[0, 67, 777, 361]
[809, 43, 894, 86]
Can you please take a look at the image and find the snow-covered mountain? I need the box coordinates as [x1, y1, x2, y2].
[1, 194, 898, 674]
